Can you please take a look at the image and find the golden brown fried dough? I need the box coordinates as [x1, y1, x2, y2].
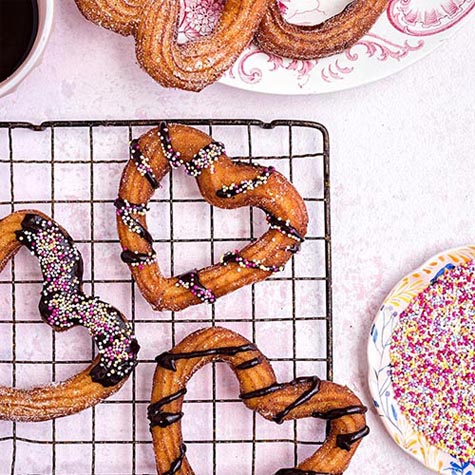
[148, 327, 369, 475]
[116, 122, 308, 312]
[75, 0, 271, 91]
[0, 211, 139, 422]
[135, 0, 271, 91]
[255, 0, 389, 60]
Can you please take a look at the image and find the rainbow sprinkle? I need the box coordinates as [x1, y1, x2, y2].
[130, 139, 157, 184]
[17, 214, 139, 387]
[216, 166, 274, 198]
[158, 122, 224, 177]
[175, 270, 216, 304]
[390, 259, 475, 462]
[220, 250, 284, 273]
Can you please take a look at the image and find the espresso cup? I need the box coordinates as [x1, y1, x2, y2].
[0, 0, 54, 98]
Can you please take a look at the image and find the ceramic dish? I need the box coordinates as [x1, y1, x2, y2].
[0, 0, 55, 99]
[368, 245, 475, 474]
[178, 0, 475, 94]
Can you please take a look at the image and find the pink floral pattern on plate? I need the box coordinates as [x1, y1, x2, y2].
[178, 0, 225, 42]
[388, 0, 475, 36]
[176, 0, 474, 94]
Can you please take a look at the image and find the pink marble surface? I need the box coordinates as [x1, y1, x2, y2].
[0, 1, 474, 474]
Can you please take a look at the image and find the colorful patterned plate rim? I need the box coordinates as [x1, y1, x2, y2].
[177, 0, 474, 94]
[367, 245, 475, 474]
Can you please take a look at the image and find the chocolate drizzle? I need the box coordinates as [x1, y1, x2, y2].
[273, 376, 321, 424]
[158, 122, 183, 168]
[152, 411, 183, 428]
[240, 382, 284, 400]
[130, 139, 159, 189]
[216, 166, 274, 198]
[114, 197, 154, 245]
[148, 388, 187, 428]
[149, 388, 187, 410]
[156, 344, 256, 371]
[184, 141, 224, 177]
[147, 334, 367, 475]
[221, 251, 239, 265]
[162, 444, 187, 475]
[267, 213, 305, 243]
[16, 213, 139, 387]
[176, 270, 216, 304]
[220, 251, 284, 273]
[158, 122, 224, 177]
[120, 249, 156, 266]
[336, 426, 370, 451]
[313, 405, 367, 420]
[17, 214, 82, 294]
[236, 357, 262, 370]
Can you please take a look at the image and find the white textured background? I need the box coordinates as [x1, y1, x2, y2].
[0, 1, 474, 474]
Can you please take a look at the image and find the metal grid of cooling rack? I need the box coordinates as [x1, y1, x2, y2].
[0, 119, 331, 475]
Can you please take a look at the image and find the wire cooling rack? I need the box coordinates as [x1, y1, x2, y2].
[0, 119, 331, 475]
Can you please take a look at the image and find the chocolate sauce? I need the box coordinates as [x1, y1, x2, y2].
[158, 121, 182, 168]
[16, 216, 84, 302]
[240, 382, 284, 400]
[155, 344, 256, 371]
[130, 139, 160, 189]
[149, 411, 183, 428]
[184, 141, 224, 177]
[148, 388, 187, 428]
[336, 425, 370, 451]
[114, 197, 154, 245]
[220, 251, 284, 273]
[16, 213, 140, 387]
[313, 405, 367, 420]
[162, 444, 186, 475]
[221, 252, 239, 265]
[267, 213, 305, 242]
[273, 376, 321, 424]
[236, 357, 262, 370]
[16, 214, 84, 325]
[148, 338, 368, 472]
[158, 122, 224, 177]
[0, 0, 38, 83]
[120, 249, 155, 265]
[176, 270, 216, 304]
[149, 388, 187, 410]
[240, 375, 367, 450]
[216, 166, 274, 198]
[216, 187, 241, 198]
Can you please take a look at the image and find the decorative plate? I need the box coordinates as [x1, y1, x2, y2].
[178, 0, 474, 94]
[368, 245, 475, 474]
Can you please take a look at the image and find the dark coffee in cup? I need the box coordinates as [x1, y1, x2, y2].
[0, 0, 39, 83]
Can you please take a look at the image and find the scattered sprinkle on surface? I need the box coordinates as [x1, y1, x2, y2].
[390, 260, 475, 462]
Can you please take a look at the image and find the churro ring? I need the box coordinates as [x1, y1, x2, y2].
[116, 122, 308, 312]
[135, 0, 271, 91]
[148, 327, 369, 475]
[0, 211, 140, 422]
[74, 0, 271, 91]
[255, 0, 389, 60]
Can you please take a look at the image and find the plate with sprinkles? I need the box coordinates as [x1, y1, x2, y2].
[368, 245, 475, 473]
